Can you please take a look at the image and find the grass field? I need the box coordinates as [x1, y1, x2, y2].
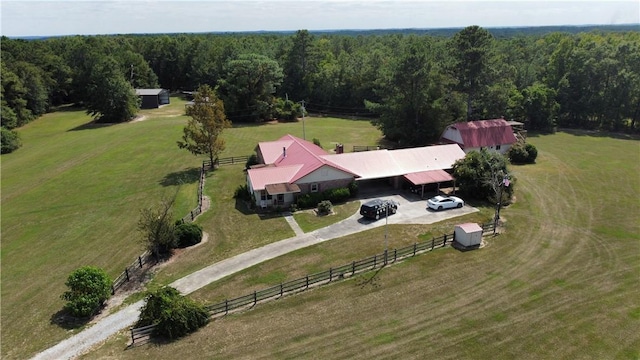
[80, 131, 640, 359]
[0, 99, 385, 359]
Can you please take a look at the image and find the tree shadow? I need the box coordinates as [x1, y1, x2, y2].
[234, 198, 254, 215]
[50, 308, 97, 330]
[159, 168, 201, 187]
[528, 128, 640, 141]
[355, 266, 384, 290]
[559, 128, 640, 141]
[67, 120, 121, 132]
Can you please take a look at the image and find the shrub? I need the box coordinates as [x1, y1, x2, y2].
[174, 222, 203, 248]
[61, 266, 112, 318]
[296, 186, 352, 209]
[297, 193, 322, 209]
[313, 138, 322, 148]
[323, 187, 350, 203]
[136, 287, 209, 340]
[245, 153, 259, 169]
[233, 184, 252, 201]
[348, 181, 358, 197]
[508, 142, 538, 164]
[524, 143, 538, 163]
[1, 127, 21, 154]
[317, 200, 333, 215]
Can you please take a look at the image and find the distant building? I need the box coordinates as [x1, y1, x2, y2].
[135, 89, 170, 109]
[440, 118, 518, 155]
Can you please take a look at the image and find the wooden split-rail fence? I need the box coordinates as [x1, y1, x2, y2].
[129, 222, 495, 345]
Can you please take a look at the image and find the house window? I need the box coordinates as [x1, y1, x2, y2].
[310, 183, 319, 193]
[261, 191, 267, 201]
[277, 194, 284, 203]
[496, 144, 502, 150]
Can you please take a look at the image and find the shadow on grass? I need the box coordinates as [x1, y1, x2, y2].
[50, 308, 98, 330]
[355, 266, 384, 290]
[67, 120, 121, 131]
[235, 198, 254, 215]
[159, 168, 201, 187]
[528, 128, 640, 141]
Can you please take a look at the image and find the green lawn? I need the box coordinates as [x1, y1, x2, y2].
[0, 101, 386, 359]
[81, 131, 640, 359]
[292, 201, 362, 233]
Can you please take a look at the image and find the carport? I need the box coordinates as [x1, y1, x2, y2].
[403, 169, 455, 199]
[322, 144, 465, 194]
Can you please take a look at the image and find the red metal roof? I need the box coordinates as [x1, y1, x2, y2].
[251, 135, 356, 189]
[403, 169, 453, 186]
[445, 119, 517, 148]
[247, 164, 302, 191]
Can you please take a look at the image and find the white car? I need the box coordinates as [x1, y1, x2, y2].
[427, 195, 464, 211]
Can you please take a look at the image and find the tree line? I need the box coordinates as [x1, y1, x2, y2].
[2, 26, 639, 152]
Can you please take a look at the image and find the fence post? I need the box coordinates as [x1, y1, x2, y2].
[131, 329, 135, 345]
[352, 261, 356, 275]
[280, 283, 284, 297]
[190, 210, 194, 221]
[138, 256, 143, 268]
[225, 299, 228, 315]
[384, 249, 388, 265]
[254, 291, 257, 305]
[413, 243, 417, 256]
[373, 255, 377, 269]
[393, 249, 397, 263]
[431, 238, 435, 250]
[112, 285, 115, 295]
[329, 268, 333, 282]
[305, 276, 309, 290]
[125, 268, 130, 282]
[443, 234, 447, 247]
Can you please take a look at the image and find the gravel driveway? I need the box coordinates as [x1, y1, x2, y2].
[33, 190, 476, 360]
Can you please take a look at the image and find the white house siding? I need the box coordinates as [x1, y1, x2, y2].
[441, 128, 463, 145]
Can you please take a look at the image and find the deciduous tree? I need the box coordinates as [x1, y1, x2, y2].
[138, 195, 178, 259]
[217, 53, 283, 122]
[178, 84, 231, 165]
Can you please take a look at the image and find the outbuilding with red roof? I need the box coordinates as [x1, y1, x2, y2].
[440, 118, 517, 155]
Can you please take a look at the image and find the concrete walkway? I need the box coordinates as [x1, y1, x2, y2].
[33, 197, 477, 359]
[283, 212, 305, 236]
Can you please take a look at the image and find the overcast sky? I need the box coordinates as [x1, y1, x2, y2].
[1, 1, 639, 37]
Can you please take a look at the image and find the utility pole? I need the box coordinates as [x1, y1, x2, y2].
[301, 100, 306, 140]
[384, 203, 389, 264]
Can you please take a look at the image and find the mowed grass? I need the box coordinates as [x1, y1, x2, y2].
[0, 100, 385, 359]
[82, 131, 640, 359]
[292, 200, 362, 233]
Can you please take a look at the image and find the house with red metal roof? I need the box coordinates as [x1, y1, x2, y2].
[248, 135, 357, 208]
[439, 118, 518, 155]
[247, 134, 466, 208]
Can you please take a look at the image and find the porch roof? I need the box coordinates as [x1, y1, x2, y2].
[403, 169, 454, 186]
[265, 183, 301, 195]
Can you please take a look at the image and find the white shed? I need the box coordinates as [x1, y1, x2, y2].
[454, 223, 483, 247]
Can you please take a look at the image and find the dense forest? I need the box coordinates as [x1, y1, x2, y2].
[2, 25, 639, 152]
